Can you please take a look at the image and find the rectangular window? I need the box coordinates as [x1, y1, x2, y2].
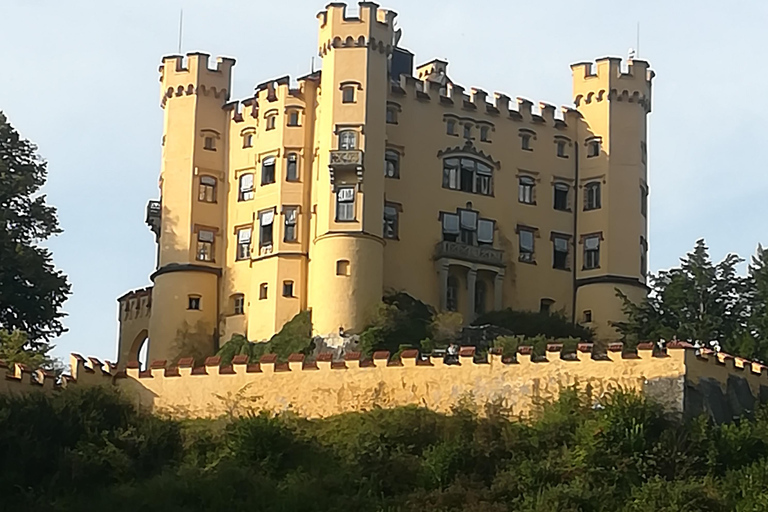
[288, 111, 300, 126]
[204, 136, 215, 151]
[584, 235, 601, 269]
[442, 213, 460, 242]
[480, 126, 490, 142]
[286, 154, 299, 181]
[233, 295, 245, 315]
[475, 163, 492, 196]
[553, 183, 569, 211]
[188, 296, 201, 310]
[386, 107, 397, 124]
[584, 182, 601, 210]
[521, 134, 532, 151]
[198, 176, 216, 203]
[442, 158, 459, 190]
[553, 235, 569, 270]
[284, 207, 298, 242]
[283, 281, 294, 297]
[641, 141, 647, 164]
[342, 86, 355, 103]
[259, 283, 268, 300]
[236, 227, 251, 261]
[266, 115, 276, 130]
[519, 229, 535, 263]
[519, 177, 535, 204]
[459, 210, 478, 245]
[460, 158, 474, 192]
[261, 157, 276, 185]
[446, 120, 456, 135]
[196, 230, 214, 262]
[383, 204, 399, 239]
[583, 310, 593, 323]
[442, 158, 492, 196]
[641, 186, 648, 217]
[587, 139, 600, 157]
[641, 237, 648, 276]
[556, 140, 567, 158]
[385, 150, 400, 179]
[238, 173, 254, 201]
[243, 133, 253, 148]
[477, 219, 494, 245]
[259, 210, 274, 249]
[336, 187, 355, 221]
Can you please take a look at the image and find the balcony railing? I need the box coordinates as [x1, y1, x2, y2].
[146, 200, 161, 236]
[330, 149, 364, 167]
[434, 240, 505, 267]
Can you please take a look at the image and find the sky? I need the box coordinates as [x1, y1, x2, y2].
[1, 0, 767, 362]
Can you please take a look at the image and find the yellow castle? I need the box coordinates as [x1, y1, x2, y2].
[117, 1, 653, 366]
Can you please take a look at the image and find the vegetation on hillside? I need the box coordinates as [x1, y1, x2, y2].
[216, 311, 313, 364]
[4, 386, 768, 510]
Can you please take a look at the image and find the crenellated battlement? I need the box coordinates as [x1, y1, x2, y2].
[159, 52, 235, 108]
[317, 2, 395, 57]
[572, 57, 654, 112]
[117, 286, 152, 322]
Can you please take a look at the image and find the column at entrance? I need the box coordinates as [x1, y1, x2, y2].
[437, 259, 450, 311]
[466, 267, 477, 322]
[494, 271, 505, 311]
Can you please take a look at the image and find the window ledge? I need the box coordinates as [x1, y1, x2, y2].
[520, 201, 537, 206]
[522, 148, 533, 152]
[583, 207, 601, 212]
[554, 208, 571, 213]
[582, 266, 601, 271]
[518, 259, 537, 265]
[553, 266, 571, 272]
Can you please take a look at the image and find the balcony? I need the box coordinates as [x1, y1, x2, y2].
[146, 200, 161, 236]
[329, 149, 364, 168]
[434, 240, 505, 267]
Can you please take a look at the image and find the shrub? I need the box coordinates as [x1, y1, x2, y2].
[474, 308, 593, 341]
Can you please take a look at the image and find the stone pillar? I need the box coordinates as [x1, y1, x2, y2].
[438, 260, 450, 311]
[466, 267, 477, 321]
[494, 271, 504, 311]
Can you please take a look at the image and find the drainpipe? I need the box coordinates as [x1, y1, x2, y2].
[571, 128, 580, 324]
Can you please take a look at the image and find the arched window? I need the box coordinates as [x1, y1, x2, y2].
[385, 150, 400, 178]
[338, 130, 357, 150]
[584, 182, 601, 210]
[238, 173, 254, 201]
[447, 276, 459, 312]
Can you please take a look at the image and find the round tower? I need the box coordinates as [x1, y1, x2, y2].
[307, 2, 396, 337]
[147, 53, 234, 362]
[571, 57, 654, 340]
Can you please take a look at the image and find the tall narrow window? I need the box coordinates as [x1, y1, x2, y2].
[259, 283, 268, 300]
[446, 119, 456, 136]
[519, 176, 535, 204]
[243, 133, 254, 148]
[584, 235, 601, 269]
[286, 153, 299, 182]
[198, 176, 216, 203]
[475, 162, 492, 196]
[518, 229, 535, 263]
[232, 294, 245, 315]
[477, 219, 494, 246]
[553, 235, 569, 270]
[521, 134, 532, 151]
[447, 276, 459, 312]
[196, 230, 214, 262]
[583, 310, 593, 323]
[540, 298, 554, 315]
[480, 126, 490, 142]
[336, 187, 355, 221]
[342, 86, 355, 103]
[641, 185, 648, 217]
[441, 213, 460, 242]
[288, 111, 300, 126]
[553, 183, 569, 211]
[385, 150, 400, 178]
[475, 280, 486, 316]
[261, 156, 276, 185]
[236, 227, 251, 261]
[386, 106, 398, 124]
[204, 136, 216, 151]
[584, 182, 601, 210]
[556, 140, 567, 158]
[284, 207, 298, 242]
[383, 204, 399, 239]
[443, 158, 459, 190]
[283, 281, 294, 297]
[338, 130, 357, 150]
[459, 210, 478, 245]
[238, 173, 254, 201]
[463, 124, 472, 139]
[641, 141, 647, 164]
[266, 115, 276, 130]
[640, 237, 648, 276]
[587, 139, 601, 157]
[259, 210, 274, 250]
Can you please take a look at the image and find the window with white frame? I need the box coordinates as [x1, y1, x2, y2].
[196, 229, 214, 262]
[584, 235, 601, 269]
[261, 156, 276, 185]
[286, 153, 299, 181]
[236, 227, 251, 261]
[259, 209, 274, 249]
[232, 294, 245, 315]
[336, 187, 355, 221]
[584, 182, 601, 210]
[198, 176, 216, 203]
[284, 207, 298, 242]
[238, 173, 254, 201]
[338, 130, 357, 150]
[518, 176, 535, 204]
[383, 204, 398, 239]
[477, 219, 494, 246]
[442, 157, 493, 196]
[553, 235, 570, 270]
[385, 150, 400, 178]
[518, 228, 535, 263]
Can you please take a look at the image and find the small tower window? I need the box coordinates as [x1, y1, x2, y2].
[587, 139, 601, 157]
[463, 124, 472, 139]
[282, 281, 294, 297]
[518, 176, 535, 204]
[232, 294, 245, 315]
[196, 230, 214, 262]
[480, 126, 491, 142]
[584, 182, 601, 211]
[336, 259, 350, 276]
[266, 114, 277, 131]
[521, 134, 532, 151]
[446, 119, 457, 136]
[238, 173, 254, 201]
[584, 235, 601, 269]
[284, 207, 298, 242]
[336, 187, 355, 221]
[287, 110, 300, 127]
[583, 310, 593, 323]
[342, 86, 356, 103]
[386, 106, 398, 124]
[243, 133, 254, 148]
[261, 156, 276, 185]
[540, 298, 554, 315]
[188, 295, 201, 310]
[259, 283, 268, 300]
[385, 150, 400, 178]
[338, 130, 357, 150]
[198, 176, 216, 203]
[641, 185, 648, 217]
[556, 140, 567, 158]
[236, 227, 251, 261]
[286, 153, 299, 182]
[641, 237, 648, 276]
[553, 183, 569, 211]
[204, 136, 216, 151]
[383, 203, 399, 239]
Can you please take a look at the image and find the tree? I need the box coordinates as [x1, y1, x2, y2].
[0, 329, 55, 369]
[0, 112, 70, 348]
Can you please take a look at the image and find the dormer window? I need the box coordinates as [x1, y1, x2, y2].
[342, 86, 355, 103]
[587, 138, 601, 157]
[338, 130, 357, 150]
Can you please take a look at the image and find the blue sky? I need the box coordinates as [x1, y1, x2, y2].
[1, 0, 767, 362]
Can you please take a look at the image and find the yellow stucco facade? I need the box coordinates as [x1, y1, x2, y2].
[116, 2, 654, 366]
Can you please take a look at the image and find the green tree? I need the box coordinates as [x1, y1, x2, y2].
[0, 112, 70, 347]
[0, 329, 55, 368]
[746, 245, 768, 362]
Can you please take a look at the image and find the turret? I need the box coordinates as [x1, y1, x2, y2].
[571, 57, 654, 340]
[307, 2, 395, 338]
[147, 52, 235, 362]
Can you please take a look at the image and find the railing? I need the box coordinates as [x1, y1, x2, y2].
[329, 149, 364, 167]
[434, 240, 505, 266]
[145, 200, 161, 236]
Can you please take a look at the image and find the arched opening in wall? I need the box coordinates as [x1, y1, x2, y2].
[129, 329, 149, 370]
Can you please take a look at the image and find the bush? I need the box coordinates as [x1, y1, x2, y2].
[216, 311, 313, 363]
[475, 308, 593, 341]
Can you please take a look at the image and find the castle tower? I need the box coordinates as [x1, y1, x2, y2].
[307, 3, 396, 337]
[147, 53, 235, 362]
[571, 58, 654, 339]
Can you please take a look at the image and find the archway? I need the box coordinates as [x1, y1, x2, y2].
[129, 330, 149, 370]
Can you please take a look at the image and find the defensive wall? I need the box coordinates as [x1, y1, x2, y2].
[0, 343, 756, 424]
